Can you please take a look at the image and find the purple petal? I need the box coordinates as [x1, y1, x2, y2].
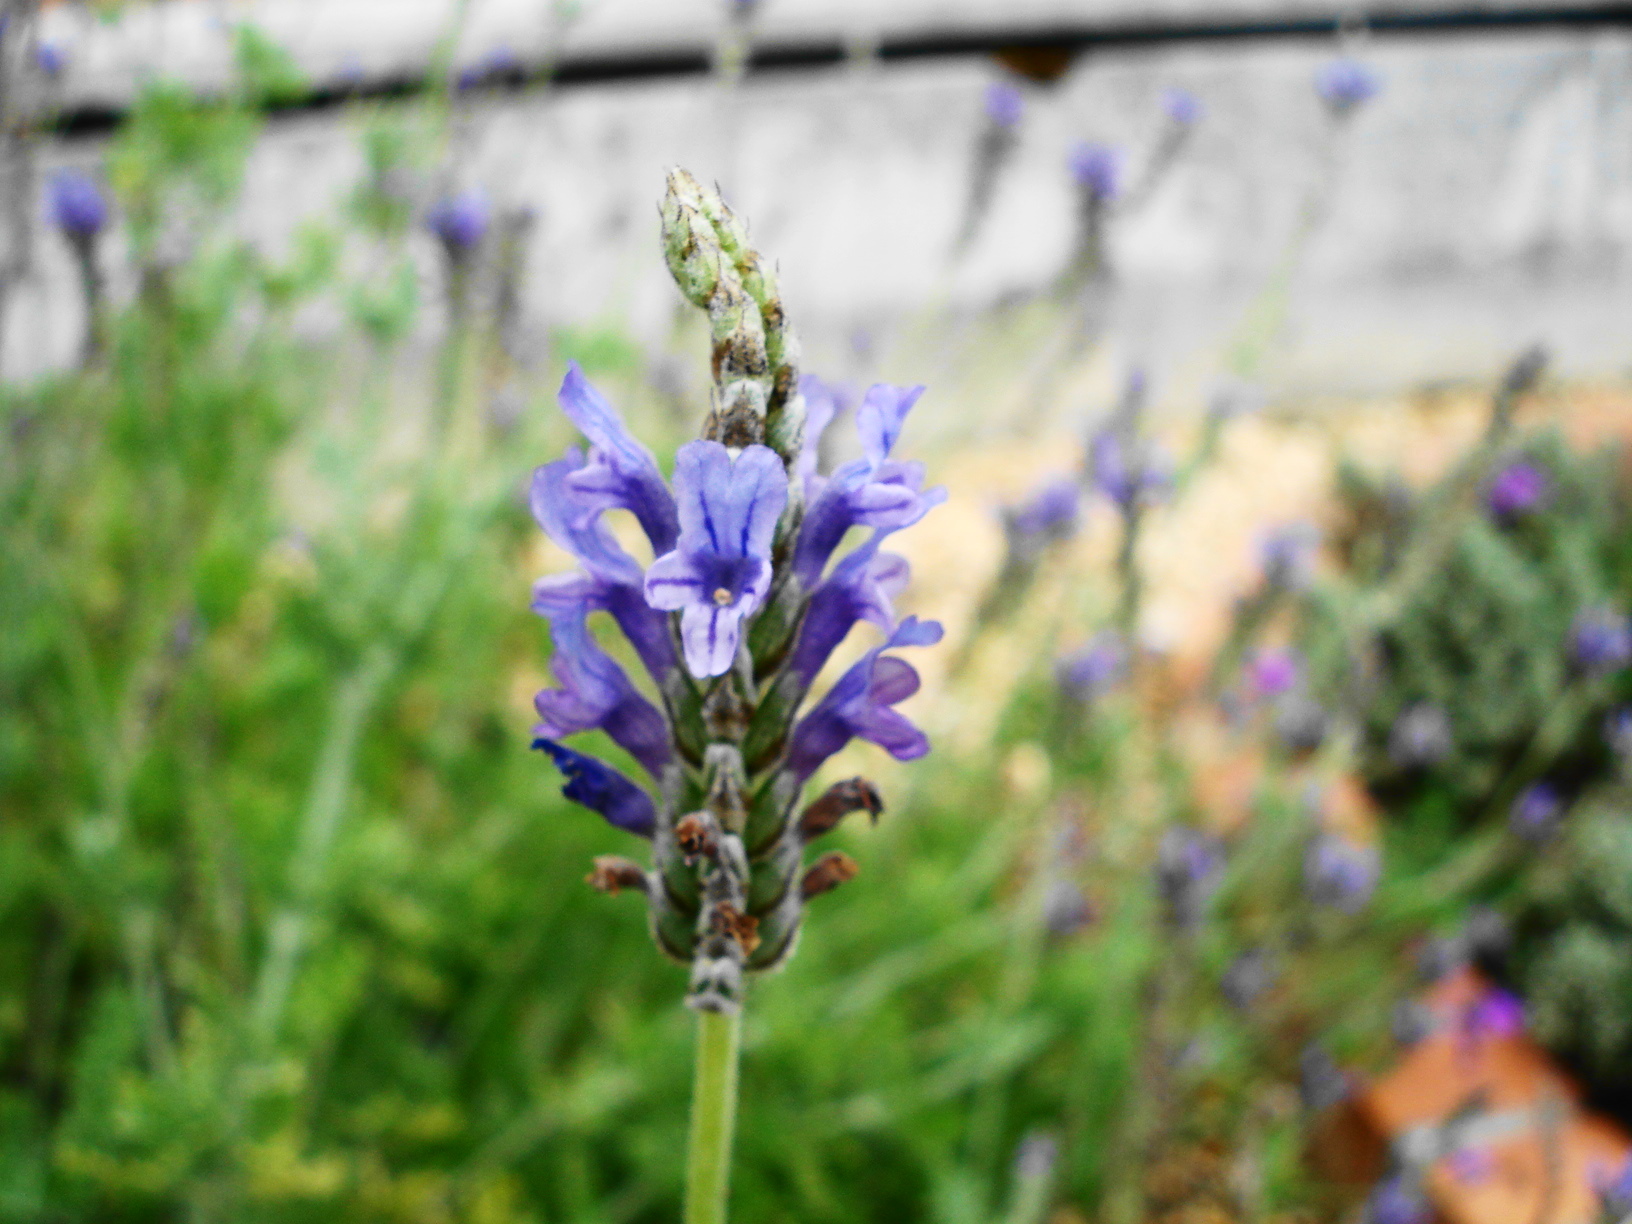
[671, 441, 788, 562]
[530, 452, 642, 586]
[558, 364, 680, 554]
[532, 738, 656, 837]
[643, 549, 709, 610]
[531, 585, 671, 777]
[797, 374, 845, 492]
[787, 535, 910, 687]
[856, 383, 925, 469]
[680, 601, 749, 678]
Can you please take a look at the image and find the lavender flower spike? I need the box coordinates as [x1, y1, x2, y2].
[49, 170, 108, 238]
[1304, 834, 1380, 914]
[786, 616, 943, 782]
[1571, 607, 1632, 676]
[645, 441, 789, 678]
[985, 81, 1024, 128]
[559, 362, 681, 554]
[533, 738, 658, 837]
[1315, 58, 1381, 116]
[1068, 142, 1122, 204]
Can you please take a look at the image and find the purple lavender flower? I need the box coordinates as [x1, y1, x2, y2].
[1508, 781, 1564, 842]
[530, 580, 672, 777]
[1365, 1176, 1429, 1224]
[1315, 58, 1381, 116]
[1156, 827, 1224, 929]
[1247, 648, 1301, 698]
[1304, 834, 1380, 914]
[1041, 878, 1094, 937]
[785, 534, 910, 688]
[1572, 607, 1632, 676]
[1592, 1155, 1632, 1218]
[985, 81, 1024, 129]
[531, 738, 657, 837]
[1446, 1147, 1494, 1185]
[796, 373, 849, 493]
[1162, 87, 1202, 126]
[48, 170, 108, 238]
[1260, 522, 1319, 591]
[1009, 478, 1081, 545]
[557, 363, 681, 555]
[645, 441, 788, 678]
[1068, 142, 1122, 204]
[35, 41, 67, 78]
[1461, 987, 1525, 1046]
[1388, 703, 1453, 770]
[1088, 430, 1171, 512]
[1056, 631, 1128, 704]
[785, 616, 943, 783]
[792, 383, 945, 588]
[1486, 461, 1549, 519]
[426, 190, 491, 252]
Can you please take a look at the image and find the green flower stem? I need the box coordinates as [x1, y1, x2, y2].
[685, 1006, 743, 1224]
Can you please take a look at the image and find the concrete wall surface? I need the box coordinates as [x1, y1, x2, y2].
[11, 27, 1632, 405]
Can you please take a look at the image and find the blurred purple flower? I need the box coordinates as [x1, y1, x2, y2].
[1261, 522, 1319, 591]
[1366, 1176, 1429, 1224]
[985, 81, 1024, 129]
[426, 190, 491, 252]
[1304, 834, 1379, 914]
[35, 40, 67, 77]
[1487, 461, 1549, 519]
[645, 441, 788, 678]
[1388, 703, 1453, 770]
[1508, 781, 1564, 842]
[1248, 648, 1301, 698]
[1604, 706, 1632, 757]
[1088, 430, 1171, 512]
[1461, 987, 1525, 1047]
[1162, 87, 1202, 126]
[1041, 878, 1095, 937]
[785, 616, 943, 783]
[531, 738, 657, 837]
[1571, 607, 1632, 675]
[1009, 478, 1081, 544]
[1057, 631, 1128, 704]
[48, 169, 108, 238]
[1068, 141, 1122, 203]
[1447, 1146, 1495, 1185]
[1315, 58, 1381, 115]
[1157, 827, 1224, 929]
[1592, 1155, 1632, 1218]
[1299, 1043, 1352, 1113]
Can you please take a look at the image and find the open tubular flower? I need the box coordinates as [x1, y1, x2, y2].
[528, 171, 944, 1012]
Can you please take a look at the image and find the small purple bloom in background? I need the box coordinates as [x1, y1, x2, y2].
[531, 738, 657, 837]
[1222, 948, 1277, 1009]
[1157, 827, 1224, 929]
[426, 190, 492, 252]
[645, 441, 789, 678]
[1572, 607, 1632, 676]
[48, 169, 108, 238]
[1088, 430, 1172, 512]
[1057, 630, 1128, 705]
[1460, 987, 1525, 1049]
[1260, 522, 1319, 591]
[1304, 834, 1380, 914]
[784, 616, 944, 783]
[1487, 461, 1549, 519]
[1068, 141, 1122, 203]
[1366, 1176, 1430, 1224]
[1162, 86, 1202, 126]
[1592, 1155, 1632, 1218]
[1604, 706, 1632, 757]
[1388, 702, 1453, 770]
[1274, 694, 1330, 754]
[1509, 781, 1565, 842]
[1299, 1043, 1352, 1113]
[35, 40, 67, 78]
[1008, 478, 1081, 545]
[1446, 1146, 1495, 1185]
[1247, 647, 1301, 698]
[985, 81, 1024, 129]
[1315, 58, 1381, 116]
